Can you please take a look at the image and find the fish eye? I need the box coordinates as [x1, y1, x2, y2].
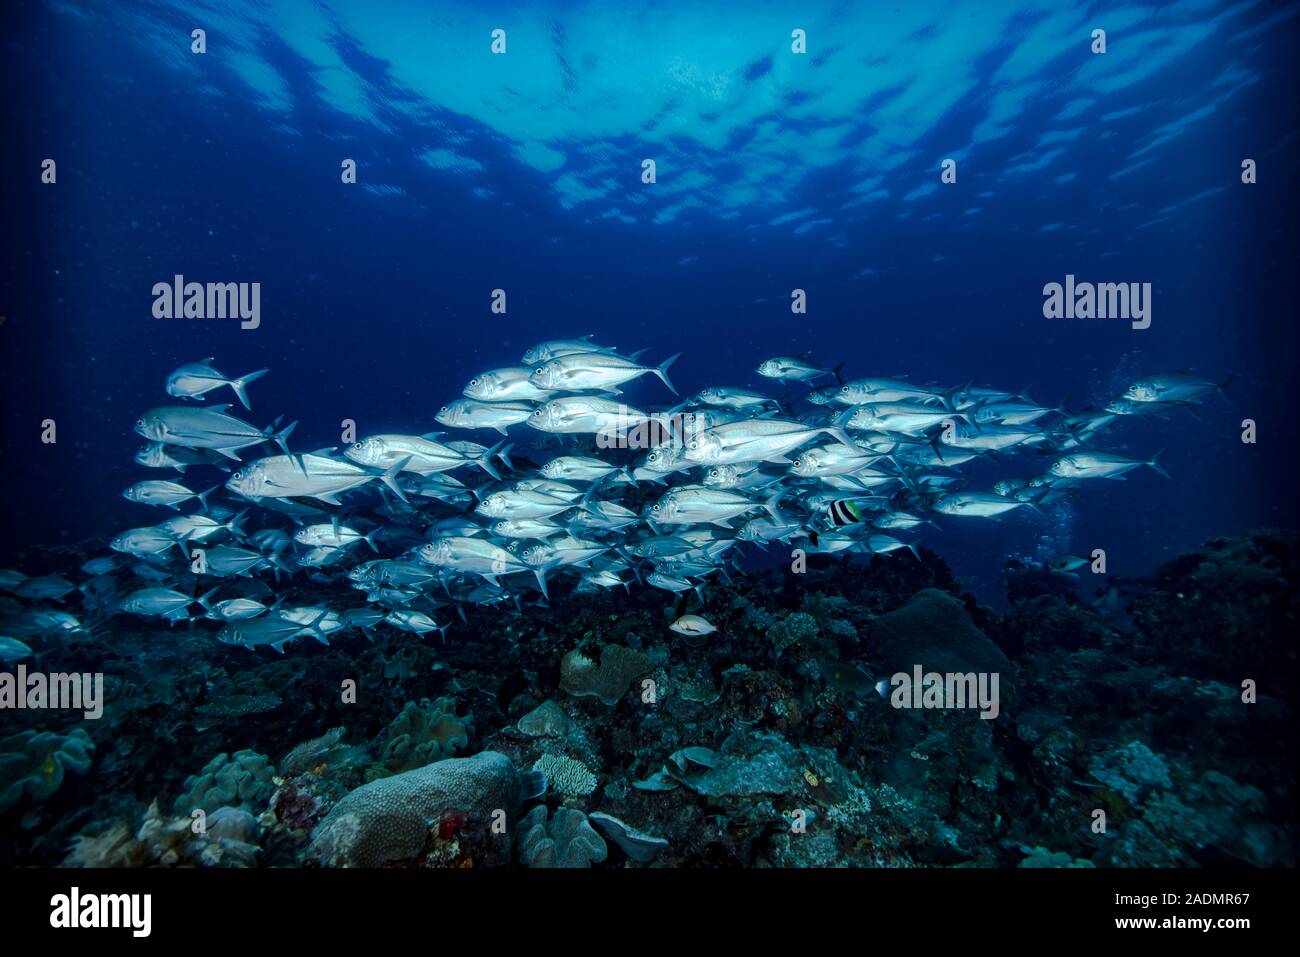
[652, 505, 660, 511]
[439, 406, 448, 413]
[689, 441, 698, 450]
[535, 367, 544, 375]
[470, 378, 478, 385]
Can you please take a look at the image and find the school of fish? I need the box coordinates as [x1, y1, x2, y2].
[0, 343, 1227, 655]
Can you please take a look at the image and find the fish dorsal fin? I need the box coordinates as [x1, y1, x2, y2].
[202, 356, 216, 364]
[421, 431, 444, 440]
[209, 404, 232, 413]
[309, 447, 337, 457]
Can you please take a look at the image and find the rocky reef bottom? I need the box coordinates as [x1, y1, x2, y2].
[1, 529, 1295, 868]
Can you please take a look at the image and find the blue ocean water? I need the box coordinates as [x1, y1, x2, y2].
[1, 0, 1298, 884]
[3, 0, 1297, 598]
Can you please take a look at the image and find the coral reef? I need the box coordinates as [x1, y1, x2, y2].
[532, 753, 599, 799]
[371, 697, 470, 777]
[559, 645, 651, 705]
[0, 530, 1294, 868]
[516, 805, 607, 868]
[307, 751, 541, 867]
[0, 727, 94, 813]
[172, 750, 276, 815]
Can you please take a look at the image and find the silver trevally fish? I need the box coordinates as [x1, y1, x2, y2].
[539, 455, 633, 484]
[225, 452, 408, 505]
[684, 419, 855, 466]
[218, 610, 329, 653]
[463, 367, 556, 403]
[529, 396, 652, 436]
[209, 597, 276, 621]
[166, 358, 269, 410]
[693, 386, 774, 409]
[521, 335, 620, 365]
[756, 356, 842, 383]
[121, 586, 215, 622]
[475, 489, 576, 521]
[1047, 450, 1169, 481]
[1122, 372, 1230, 404]
[835, 378, 947, 406]
[384, 609, 447, 637]
[846, 402, 964, 434]
[345, 433, 506, 478]
[418, 537, 531, 586]
[135, 405, 296, 460]
[134, 442, 232, 472]
[110, 527, 186, 561]
[645, 485, 783, 527]
[435, 399, 534, 434]
[530, 351, 681, 395]
[12, 575, 77, 601]
[123, 479, 216, 510]
[931, 492, 1040, 519]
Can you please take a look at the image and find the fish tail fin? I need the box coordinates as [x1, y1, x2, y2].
[1147, 447, 1171, 479]
[929, 435, 946, 464]
[763, 488, 787, 522]
[825, 426, 857, 450]
[230, 369, 269, 410]
[495, 441, 515, 473]
[364, 531, 381, 554]
[227, 508, 251, 539]
[655, 352, 682, 395]
[477, 441, 507, 480]
[520, 769, 548, 801]
[271, 419, 298, 456]
[196, 486, 219, 511]
[305, 609, 332, 646]
[380, 457, 411, 503]
[1217, 372, 1235, 404]
[831, 361, 845, 385]
[533, 568, 550, 599]
[195, 586, 221, 616]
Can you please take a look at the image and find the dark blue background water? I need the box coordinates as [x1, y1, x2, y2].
[2, 0, 1297, 600]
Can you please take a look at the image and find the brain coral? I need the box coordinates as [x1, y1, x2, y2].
[308, 751, 542, 867]
[560, 645, 651, 706]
